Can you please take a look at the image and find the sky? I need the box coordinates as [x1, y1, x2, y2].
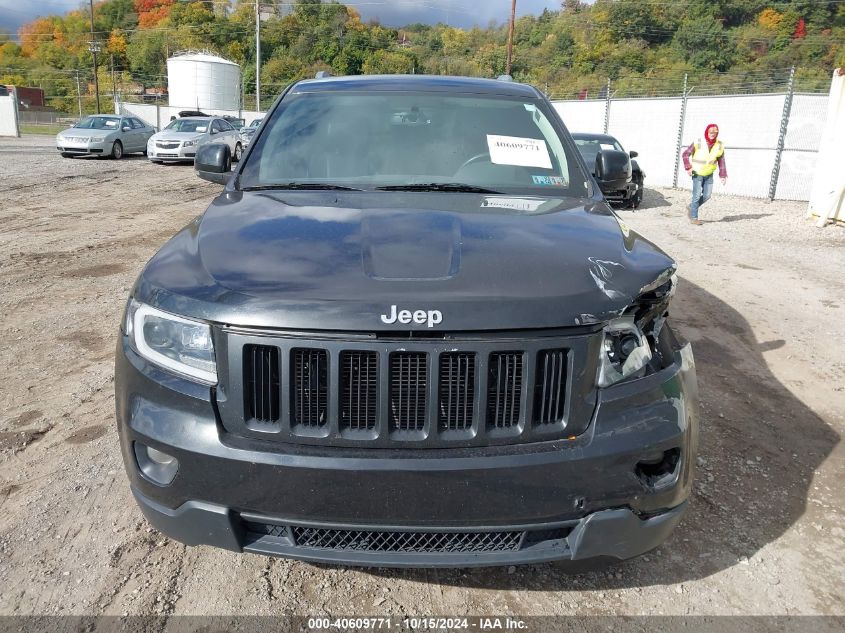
[0, 1, 564, 36]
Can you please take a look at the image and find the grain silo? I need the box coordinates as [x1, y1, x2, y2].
[167, 52, 241, 111]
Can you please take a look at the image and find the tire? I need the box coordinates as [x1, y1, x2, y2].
[233, 142, 243, 162]
[150, 159, 162, 164]
[60, 152, 73, 158]
[631, 174, 644, 209]
[111, 140, 123, 160]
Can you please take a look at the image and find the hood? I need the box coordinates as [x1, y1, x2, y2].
[136, 192, 676, 331]
[152, 131, 205, 142]
[61, 127, 113, 139]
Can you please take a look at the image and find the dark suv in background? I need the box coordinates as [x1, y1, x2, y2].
[116, 74, 698, 568]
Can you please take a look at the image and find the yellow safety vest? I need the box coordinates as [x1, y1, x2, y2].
[690, 139, 724, 177]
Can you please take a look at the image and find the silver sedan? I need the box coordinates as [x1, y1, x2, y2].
[147, 116, 242, 164]
[56, 115, 155, 159]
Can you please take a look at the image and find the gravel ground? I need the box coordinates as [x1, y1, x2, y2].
[0, 135, 843, 624]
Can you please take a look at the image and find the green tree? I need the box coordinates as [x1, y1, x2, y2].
[673, 16, 735, 70]
[362, 50, 415, 74]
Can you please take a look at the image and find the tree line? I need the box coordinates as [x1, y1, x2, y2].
[0, 0, 842, 113]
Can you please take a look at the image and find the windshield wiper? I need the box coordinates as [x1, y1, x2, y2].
[375, 183, 502, 194]
[241, 183, 363, 191]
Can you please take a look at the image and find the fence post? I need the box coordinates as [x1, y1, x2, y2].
[768, 66, 795, 201]
[603, 77, 611, 133]
[673, 73, 689, 188]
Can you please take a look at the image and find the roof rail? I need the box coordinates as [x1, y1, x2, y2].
[497, 74, 513, 82]
[315, 71, 333, 79]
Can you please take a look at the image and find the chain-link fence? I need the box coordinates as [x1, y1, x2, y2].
[552, 70, 828, 201]
[116, 101, 264, 131]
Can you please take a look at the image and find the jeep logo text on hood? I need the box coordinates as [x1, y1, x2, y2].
[381, 305, 443, 328]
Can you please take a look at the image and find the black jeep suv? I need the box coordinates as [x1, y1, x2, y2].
[116, 74, 698, 568]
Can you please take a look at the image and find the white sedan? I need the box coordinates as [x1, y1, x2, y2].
[147, 116, 242, 164]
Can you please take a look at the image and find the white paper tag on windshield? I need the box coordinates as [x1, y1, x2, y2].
[486, 135, 552, 169]
[600, 143, 615, 150]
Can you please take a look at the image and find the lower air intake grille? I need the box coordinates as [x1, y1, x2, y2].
[291, 526, 522, 553]
[487, 352, 523, 429]
[389, 352, 428, 432]
[291, 349, 328, 428]
[439, 352, 475, 431]
[533, 349, 567, 425]
[340, 351, 378, 431]
[243, 344, 280, 423]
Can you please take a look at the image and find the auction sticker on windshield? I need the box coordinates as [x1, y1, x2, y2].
[487, 134, 552, 169]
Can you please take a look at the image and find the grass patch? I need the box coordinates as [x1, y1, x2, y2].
[20, 124, 65, 136]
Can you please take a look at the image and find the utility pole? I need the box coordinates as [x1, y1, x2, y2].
[255, 0, 261, 111]
[111, 54, 117, 106]
[505, 0, 516, 76]
[75, 70, 82, 117]
[88, 0, 100, 113]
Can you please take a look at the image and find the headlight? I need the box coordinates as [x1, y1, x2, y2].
[125, 299, 217, 384]
[183, 139, 197, 147]
[597, 316, 652, 387]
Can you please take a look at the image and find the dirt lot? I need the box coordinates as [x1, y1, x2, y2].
[0, 135, 843, 622]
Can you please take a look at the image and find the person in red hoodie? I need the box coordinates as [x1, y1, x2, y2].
[681, 123, 728, 225]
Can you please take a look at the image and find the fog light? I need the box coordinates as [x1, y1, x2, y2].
[635, 448, 681, 490]
[146, 446, 175, 465]
[134, 442, 179, 485]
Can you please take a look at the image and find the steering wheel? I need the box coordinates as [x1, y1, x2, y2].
[457, 152, 491, 172]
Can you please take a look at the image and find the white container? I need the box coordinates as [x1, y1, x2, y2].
[167, 53, 241, 111]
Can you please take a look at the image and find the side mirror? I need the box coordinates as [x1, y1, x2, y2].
[595, 149, 631, 191]
[629, 150, 638, 158]
[195, 143, 232, 185]
[122, 125, 131, 132]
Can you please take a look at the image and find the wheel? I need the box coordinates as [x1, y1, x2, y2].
[60, 152, 73, 158]
[630, 173, 644, 209]
[233, 142, 243, 162]
[111, 140, 123, 160]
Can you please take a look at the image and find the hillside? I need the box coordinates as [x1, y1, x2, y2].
[0, 0, 842, 113]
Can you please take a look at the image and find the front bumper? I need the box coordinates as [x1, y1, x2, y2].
[115, 326, 699, 567]
[148, 145, 196, 161]
[602, 181, 639, 204]
[57, 139, 111, 156]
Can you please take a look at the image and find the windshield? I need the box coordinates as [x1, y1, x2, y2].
[165, 119, 209, 133]
[250, 118, 262, 127]
[74, 115, 120, 130]
[573, 137, 623, 169]
[239, 92, 588, 197]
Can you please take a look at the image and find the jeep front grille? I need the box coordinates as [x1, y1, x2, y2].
[389, 352, 428, 432]
[533, 349, 567, 425]
[439, 352, 475, 431]
[243, 344, 280, 424]
[229, 330, 596, 448]
[487, 352, 523, 430]
[340, 350, 378, 431]
[292, 349, 328, 428]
